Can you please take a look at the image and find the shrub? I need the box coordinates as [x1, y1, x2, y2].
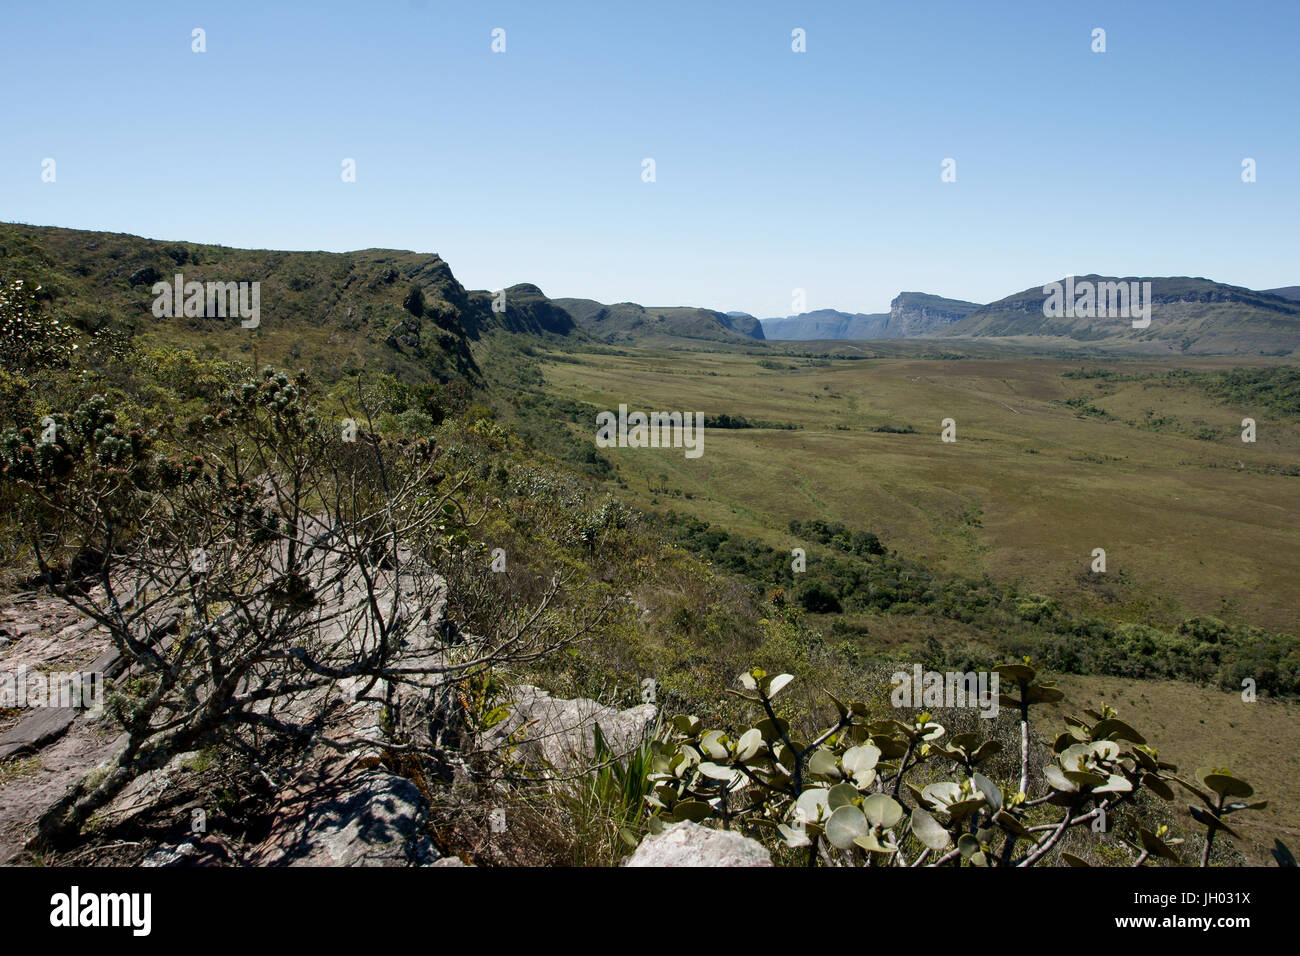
[645, 665, 1264, 867]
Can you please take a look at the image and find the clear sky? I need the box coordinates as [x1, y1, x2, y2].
[2, 0, 1297, 317]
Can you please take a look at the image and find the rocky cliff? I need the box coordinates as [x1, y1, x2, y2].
[886, 292, 981, 336]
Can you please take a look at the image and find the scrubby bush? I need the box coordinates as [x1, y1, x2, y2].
[0, 279, 78, 372]
[0, 368, 600, 850]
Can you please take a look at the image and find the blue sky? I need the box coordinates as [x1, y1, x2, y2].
[2, 0, 1297, 317]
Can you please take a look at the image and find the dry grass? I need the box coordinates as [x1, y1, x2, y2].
[1046, 673, 1299, 864]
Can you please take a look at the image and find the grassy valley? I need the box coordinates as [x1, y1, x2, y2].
[534, 346, 1299, 628]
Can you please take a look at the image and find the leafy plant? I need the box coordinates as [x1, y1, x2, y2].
[646, 665, 1263, 866]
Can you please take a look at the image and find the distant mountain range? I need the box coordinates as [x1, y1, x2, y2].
[936, 276, 1300, 355]
[752, 309, 887, 340]
[1, 223, 1295, 361]
[758, 279, 1300, 355]
[757, 293, 980, 341]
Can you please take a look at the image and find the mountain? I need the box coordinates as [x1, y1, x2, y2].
[757, 279, 1297, 354]
[716, 311, 765, 338]
[6, 224, 1292, 363]
[759, 294, 978, 341]
[938, 276, 1300, 354]
[551, 298, 764, 343]
[886, 292, 981, 336]
[760, 309, 889, 340]
[468, 283, 578, 338]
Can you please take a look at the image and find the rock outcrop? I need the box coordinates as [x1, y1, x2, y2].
[887, 292, 981, 336]
[482, 685, 657, 772]
[0, 552, 661, 867]
[625, 821, 772, 867]
[252, 765, 439, 867]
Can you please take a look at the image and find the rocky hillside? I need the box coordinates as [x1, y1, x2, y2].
[0, 581, 659, 866]
[0, 223, 589, 389]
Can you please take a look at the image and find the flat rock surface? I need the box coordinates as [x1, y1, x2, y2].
[0, 590, 113, 675]
[251, 764, 437, 867]
[0, 716, 126, 864]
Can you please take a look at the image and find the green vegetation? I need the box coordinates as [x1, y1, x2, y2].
[2, 223, 1295, 866]
[653, 511, 1298, 697]
[1064, 365, 1300, 419]
[535, 346, 1300, 634]
[703, 413, 800, 430]
[649, 665, 1263, 866]
[941, 276, 1300, 354]
[0, 222, 496, 391]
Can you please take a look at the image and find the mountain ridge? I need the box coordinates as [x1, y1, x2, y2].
[2, 223, 1294, 358]
[759, 292, 980, 341]
[938, 275, 1300, 354]
[551, 297, 764, 343]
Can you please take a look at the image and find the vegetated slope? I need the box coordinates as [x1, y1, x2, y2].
[552, 297, 765, 344]
[1264, 286, 1300, 302]
[938, 276, 1300, 355]
[469, 283, 579, 338]
[0, 223, 585, 389]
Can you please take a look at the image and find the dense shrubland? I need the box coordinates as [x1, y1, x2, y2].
[653, 511, 1300, 698]
[1063, 365, 1300, 419]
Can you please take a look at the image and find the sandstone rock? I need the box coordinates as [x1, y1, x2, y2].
[0, 539, 451, 867]
[625, 821, 772, 867]
[484, 685, 656, 772]
[97, 750, 198, 828]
